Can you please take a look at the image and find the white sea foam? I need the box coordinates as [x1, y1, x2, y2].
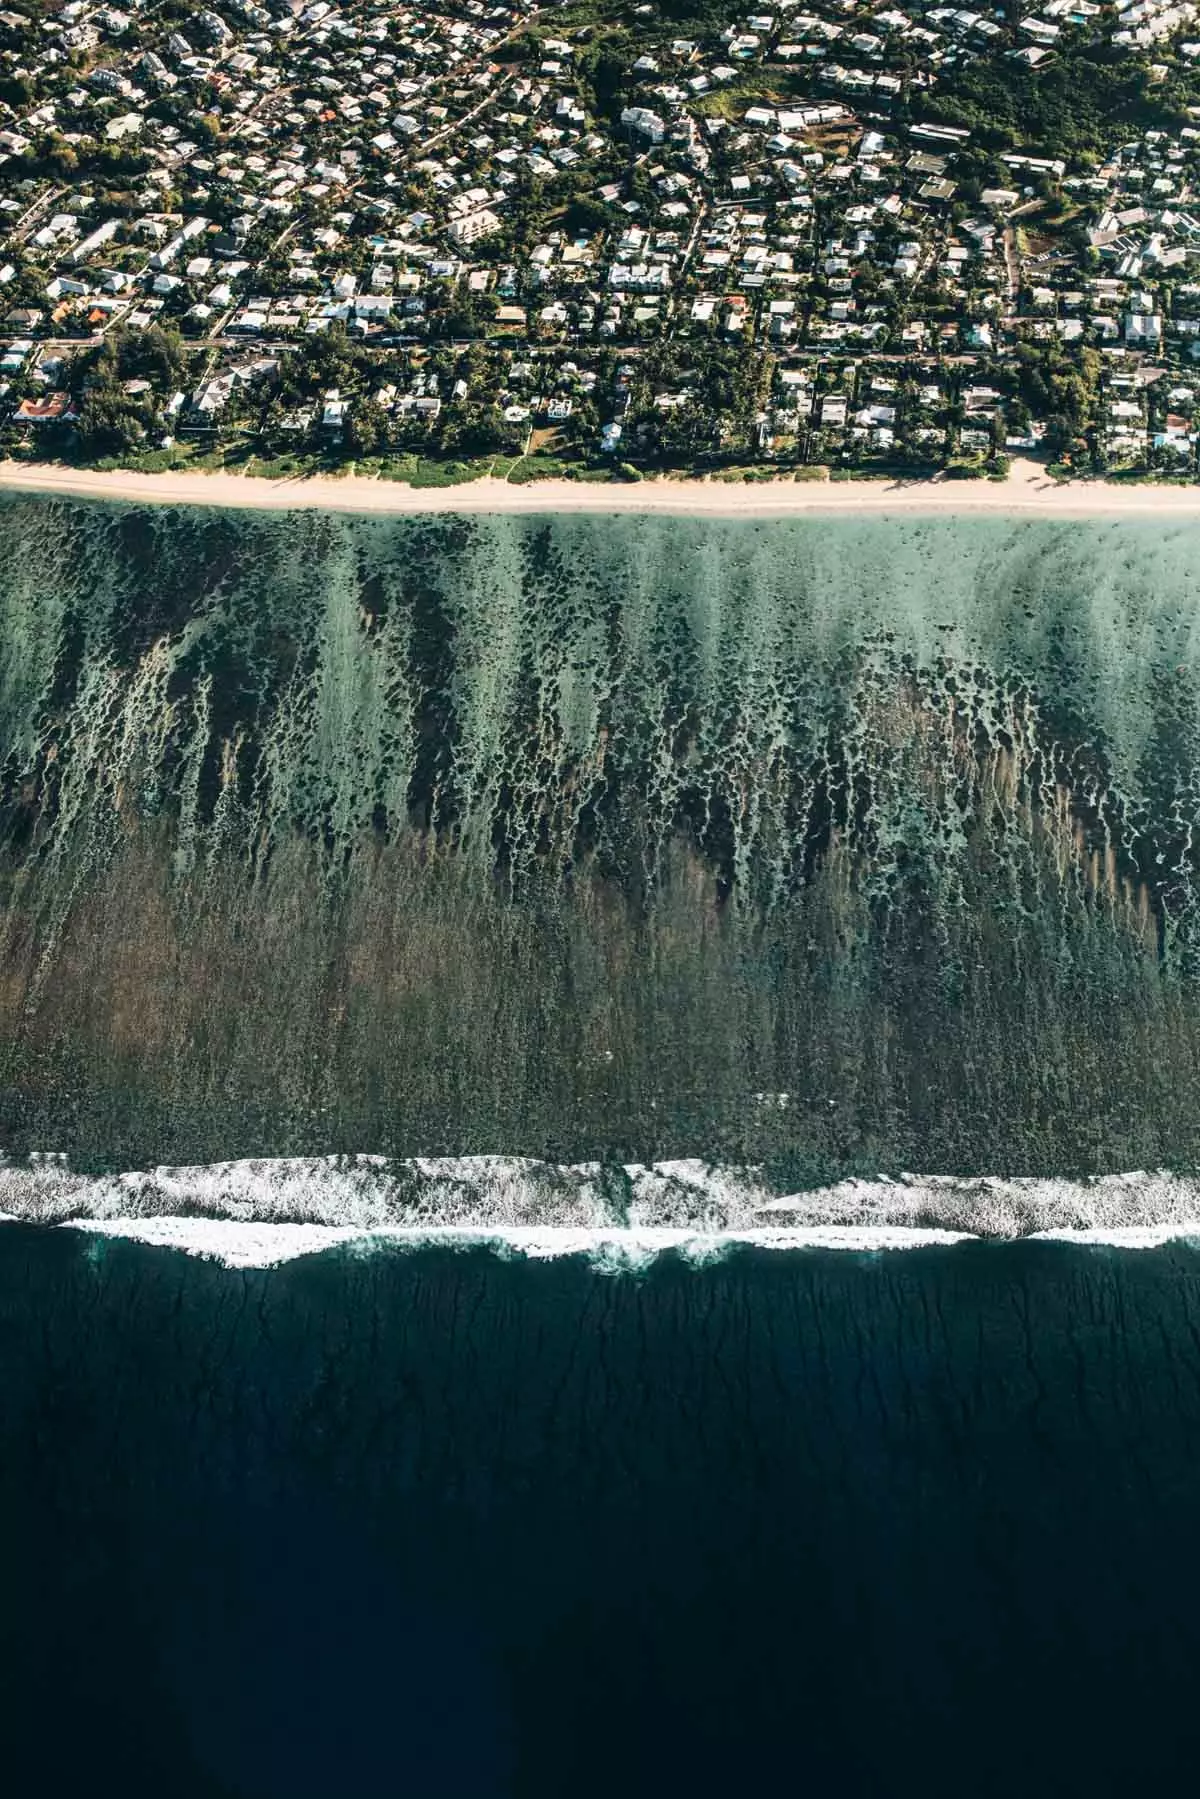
[2, 1155, 1200, 1267]
[1029, 1224, 1200, 1249]
[63, 1215, 370, 1268]
[55, 1217, 975, 1270]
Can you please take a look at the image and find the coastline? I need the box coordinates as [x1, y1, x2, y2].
[5, 454, 1200, 516]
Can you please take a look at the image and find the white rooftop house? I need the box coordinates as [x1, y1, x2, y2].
[1125, 311, 1162, 343]
[621, 106, 666, 144]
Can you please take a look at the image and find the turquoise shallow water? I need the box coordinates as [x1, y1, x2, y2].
[0, 498, 1199, 1178]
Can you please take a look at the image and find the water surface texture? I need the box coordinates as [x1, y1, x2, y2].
[6, 500, 1200, 1796]
[2, 497, 1199, 1178]
[3, 1230, 1200, 1798]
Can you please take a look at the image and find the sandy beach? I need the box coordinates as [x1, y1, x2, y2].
[4, 454, 1200, 516]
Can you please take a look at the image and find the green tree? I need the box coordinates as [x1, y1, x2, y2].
[345, 396, 388, 458]
[75, 384, 145, 457]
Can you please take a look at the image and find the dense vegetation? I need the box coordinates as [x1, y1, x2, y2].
[922, 35, 1182, 160]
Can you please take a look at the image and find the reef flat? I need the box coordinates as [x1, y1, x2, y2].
[1, 495, 1199, 1180]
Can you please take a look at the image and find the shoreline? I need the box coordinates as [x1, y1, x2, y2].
[4, 455, 1200, 517]
[4, 1210, 1197, 1272]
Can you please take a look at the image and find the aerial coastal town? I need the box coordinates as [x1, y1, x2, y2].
[2, 0, 1200, 481]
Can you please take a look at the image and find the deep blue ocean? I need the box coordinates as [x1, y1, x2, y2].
[4, 1228, 1200, 1797]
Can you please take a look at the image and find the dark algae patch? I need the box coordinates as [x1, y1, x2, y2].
[5, 1231, 1200, 1795]
[1, 495, 1200, 1173]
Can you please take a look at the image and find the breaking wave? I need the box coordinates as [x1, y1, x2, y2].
[2, 1155, 1200, 1267]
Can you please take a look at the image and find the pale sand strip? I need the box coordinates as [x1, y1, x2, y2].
[4, 454, 1200, 517]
